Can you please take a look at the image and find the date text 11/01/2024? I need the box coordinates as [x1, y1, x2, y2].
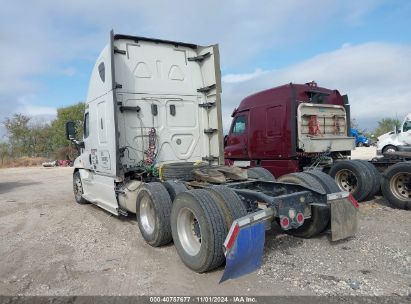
[149, 297, 257, 303]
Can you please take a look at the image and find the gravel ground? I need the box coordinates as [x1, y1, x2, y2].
[260, 199, 410, 296]
[0, 165, 410, 297]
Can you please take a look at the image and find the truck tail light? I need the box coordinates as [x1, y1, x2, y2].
[348, 193, 359, 209]
[280, 216, 289, 229]
[296, 212, 304, 224]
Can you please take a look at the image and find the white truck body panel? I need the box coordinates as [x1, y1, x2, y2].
[114, 39, 222, 168]
[377, 113, 411, 153]
[82, 45, 118, 177]
[79, 169, 119, 215]
[76, 32, 223, 214]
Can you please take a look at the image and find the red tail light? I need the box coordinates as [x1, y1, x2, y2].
[348, 193, 359, 209]
[296, 212, 305, 224]
[280, 216, 290, 229]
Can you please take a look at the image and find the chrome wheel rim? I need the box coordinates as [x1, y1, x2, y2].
[390, 172, 411, 201]
[385, 147, 396, 153]
[73, 175, 83, 200]
[140, 194, 156, 234]
[335, 169, 358, 192]
[177, 207, 201, 256]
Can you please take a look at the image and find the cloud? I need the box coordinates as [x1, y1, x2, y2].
[0, 0, 402, 138]
[222, 69, 266, 83]
[58, 67, 77, 77]
[221, 42, 411, 131]
[18, 104, 57, 117]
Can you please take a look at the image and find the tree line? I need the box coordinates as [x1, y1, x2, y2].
[0, 103, 85, 165]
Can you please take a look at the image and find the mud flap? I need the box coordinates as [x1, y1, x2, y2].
[328, 192, 358, 241]
[220, 209, 274, 283]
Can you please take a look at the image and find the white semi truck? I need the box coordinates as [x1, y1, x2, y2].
[377, 113, 411, 154]
[66, 31, 358, 281]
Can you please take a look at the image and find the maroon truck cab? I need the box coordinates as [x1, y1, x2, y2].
[224, 82, 353, 177]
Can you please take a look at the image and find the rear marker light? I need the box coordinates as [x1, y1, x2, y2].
[348, 193, 359, 209]
[296, 212, 304, 224]
[280, 216, 289, 229]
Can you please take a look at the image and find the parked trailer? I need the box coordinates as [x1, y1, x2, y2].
[66, 32, 358, 281]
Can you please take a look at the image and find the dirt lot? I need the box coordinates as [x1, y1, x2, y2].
[0, 156, 410, 296]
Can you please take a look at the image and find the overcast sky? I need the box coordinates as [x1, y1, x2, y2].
[1, 0, 410, 138]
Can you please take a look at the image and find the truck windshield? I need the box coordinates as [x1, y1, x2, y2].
[404, 120, 411, 132]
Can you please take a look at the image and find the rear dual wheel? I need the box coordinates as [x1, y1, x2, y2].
[328, 160, 378, 202]
[381, 162, 411, 210]
[171, 187, 247, 272]
[136, 182, 173, 247]
[137, 182, 248, 272]
[171, 190, 228, 272]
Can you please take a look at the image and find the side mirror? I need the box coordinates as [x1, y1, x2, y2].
[65, 121, 76, 140]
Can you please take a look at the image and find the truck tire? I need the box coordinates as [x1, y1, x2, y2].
[382, 145, 398, 154]
[352, 160, 381, 200]
[304, 170, 340, 193]
[73, 171, 89, 204]
[171, 190, 227, 272]
[381, 162, 411, 210]
[161, 162, 207, 181]
[278, 172, 324, 192]
[205, 185, 248, 226]
[162, 180, 188, 201]
[136, 182, 173, 247]
[328, 160, 372, 202]
[277, 172, 330, 238]
[247, 167, 276, 181]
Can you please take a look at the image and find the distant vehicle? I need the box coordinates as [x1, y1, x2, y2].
[350, 128, 371, 147]
[377, 113, 411, 154]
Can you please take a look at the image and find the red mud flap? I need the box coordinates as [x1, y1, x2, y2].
[220, 209, 274, 283]
[328, 192, 359, 241]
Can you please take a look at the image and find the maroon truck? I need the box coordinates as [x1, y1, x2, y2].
[225, 81, 354, 176]
[224, 81, 411, 209]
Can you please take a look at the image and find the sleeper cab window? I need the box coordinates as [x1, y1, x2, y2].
[98, 62, 105, 82]
[84, 112, 90, 138]
[232, 115, 246, 134]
